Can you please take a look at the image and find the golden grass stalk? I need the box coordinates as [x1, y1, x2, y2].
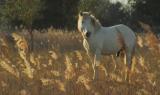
[55, 80, 66, 92]
[40, 78, 66, 92]
[22, 57, 34, 79]
[51, 70, 61, 77]
[40, 78, 54, 86]
[0, 60, 19, 78]
[29, 53, 37, 66]
[76, 75, 91, 91]
[12, 32, 33, 79]
[138, 55, 148, 72]
[12, 33, 28, 53]
[19, 89, 30, 95]
[137, 35, 144, 48]
[75, 50, 83, 61]
[0, 38, 9, 58]
[64, 55, 75, 80]
[76, 75, 100, 95]
[30, 54, 41, 70]
[49, 50, 58, 60]
[139, 21, 160, 52]
[145, 32, 160, 52]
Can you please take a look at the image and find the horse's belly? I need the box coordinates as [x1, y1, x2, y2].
[101, 42, 120, 55]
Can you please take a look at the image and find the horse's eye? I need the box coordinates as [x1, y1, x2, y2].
[86, 32, 91, 37]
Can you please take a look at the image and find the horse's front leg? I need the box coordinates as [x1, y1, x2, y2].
[93, 50, 101, 80]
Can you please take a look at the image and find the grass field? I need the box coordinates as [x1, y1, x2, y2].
[0, 26, 160, 95]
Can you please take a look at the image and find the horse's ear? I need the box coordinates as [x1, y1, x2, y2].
[79, 11, 83, 16]
[88, 11, 93, 16]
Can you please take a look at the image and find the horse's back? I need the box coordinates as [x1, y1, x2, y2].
[102, 24, 136, 45]
[104, 24, 136, 51]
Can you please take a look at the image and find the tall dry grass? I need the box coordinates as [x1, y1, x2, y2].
[0, 25, 160, 95]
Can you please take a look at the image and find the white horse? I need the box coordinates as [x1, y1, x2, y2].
[78, 12, 136, 81]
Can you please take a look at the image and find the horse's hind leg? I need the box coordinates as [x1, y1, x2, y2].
[125, 51, 134, 82]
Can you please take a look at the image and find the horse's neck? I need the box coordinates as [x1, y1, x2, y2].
[93, 21, 101, 31]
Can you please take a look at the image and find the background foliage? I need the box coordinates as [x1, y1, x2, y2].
[0, 0, 44, 29]
[0, 0, 160, 31]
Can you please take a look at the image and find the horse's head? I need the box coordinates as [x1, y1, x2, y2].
[78, 11, 101, 38]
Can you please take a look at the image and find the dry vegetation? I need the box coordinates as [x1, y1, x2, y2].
[0, 25, 160, 95]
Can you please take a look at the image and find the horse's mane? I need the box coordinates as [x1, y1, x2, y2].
[89, 14, 102, 31]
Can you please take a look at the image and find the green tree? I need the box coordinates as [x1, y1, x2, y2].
[0, 0, 44, 51]
[36, 0, 79, 29]
[129, 0, 160, 25]
[78, 0, 110, 19]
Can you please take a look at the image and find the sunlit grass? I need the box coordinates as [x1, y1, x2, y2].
[0, 25, 160, 95]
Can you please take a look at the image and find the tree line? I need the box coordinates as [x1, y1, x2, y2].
[0, 0, 160, 31]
